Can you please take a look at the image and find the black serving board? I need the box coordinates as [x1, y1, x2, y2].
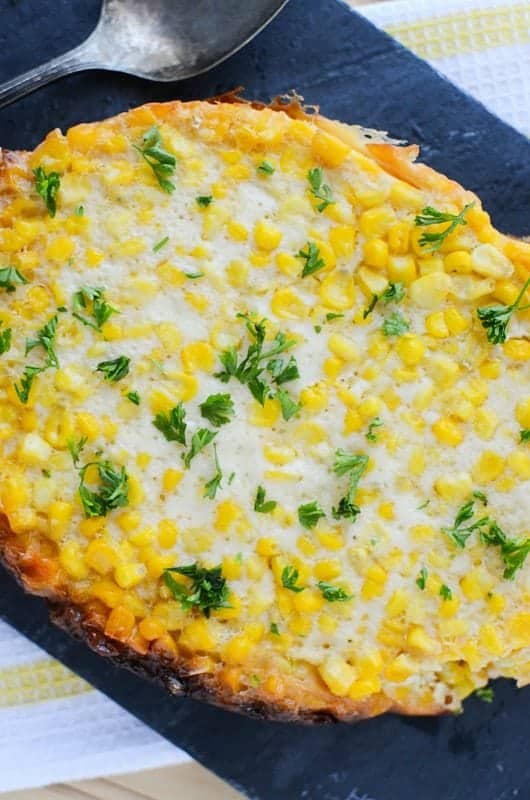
[1, 1, 530, 798]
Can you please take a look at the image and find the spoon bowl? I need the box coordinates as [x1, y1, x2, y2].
[0, 0, 289, 109]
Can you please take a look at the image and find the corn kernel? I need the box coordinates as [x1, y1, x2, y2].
[105, 605, 135, 640]
[444, 250, 472, 274]
[472, 451, 505, 483]
[180, 619, 217, 652]
[396, 335, 425, 367]
[162, 468, 183, 493]
[471, 244, 513, 278]
[364, 238, 388, 269]
[409, 272, 452, 309]
[114, 562, 146, 589]
[254, 220, 282, 251]
[318, 655, 356, 696]
[360, 206, 396, 238]
[504, 339, 530, 361]
[311, 131, 350, 167]
[432, 417, 464, 447]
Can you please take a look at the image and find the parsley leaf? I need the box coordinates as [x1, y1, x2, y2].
[0, 326, 11, 355]
[72, 287, 117, 331]
[307, 167, 335, 212]
[521, 429, 530, 443]
[254, 485, 277, 514]
[153, 403, 187, 445]
[76, 458, 129, 518]
[298, 501, 326, 529]
[275, 387, 301, 421]
[134, 126, 176, 193]
[34, 166, 60, 217]
[415, 567, 428, 590]
[25, 314, 59, 368]
[0, 266, 28, 293]
[480, 521, 530, 580]
[363, 282, 406, 319]
[477, 276, 530, 344]
[96, 355, 130, 382]
[14, 365, 44, 404]
[126, 391, 140, 405]
[269, 622, 280, 635]
[163, 563, 230, 617]
[442, 499, 490, 548]
[183, 428, 217, 469]
[203, 444, 223, 500]
[475, 686, 494, 704]
[199, 393, 234, 427]
[196, 195, 213, 207]
[439, 584, 453, 601]
[317, 581, 353, 602]
[366, 417, 384, 442]
[332, 450, 368, 522]
[267, 355, 299, 385]
[297, 241, 325, 277]
[281, 565, 305, 593]
[153, 235, 169, 252]
[257, 161, 275, 176]
[326, 312, 344, 322]
[382, 311, 410, 337]
[67, 436, 88, 467]
[414, 202, 475, 252]
[363, 294, 379, 320]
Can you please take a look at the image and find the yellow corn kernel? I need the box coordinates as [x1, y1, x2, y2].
[47, 500, 74, 541]
[18, 432, 52, 466]
[180, 619, 217, 652]
[432, 417, 464, 447]
[479, 360, 501, 380]
[471, 244, 513, 278]
[504, 339, 530, 361]
[114, 511, 139, 535]
[434, 472, 472, 502]
[105, 605, 135, 641]
[322, 356, 342, 379]
[318, 614, 338, 634]
[516, 397, 530, 429]
[271, 287, 307, 319]
[378, 501, 395, 520]
[46, 235, 75, 262]
[389, 181, 424, 211]
[224, 635, 254, 664]
[408, 447, 425, 476]
[319, 271, 355, 310]
[444, 250, 472, 274]
[388, 221, 410, 255]
[75, 411, 100, 441]
[311, 131, 351, 167]
[349, 677, 381, 700]
[387, 254, 417, 284]
[329, 225, 356, 257]
[299, 383, 328, 415]
[439, 595, 460, 618]
[474, 408, 498, 440]
[215, 500, 242, 533]
[363, 238, 388, 269]
[384, 654, 418, 682]
[361, 578, 386, 601]
[79, 517, 105, 539]
[358, 395, 382, 419]
[256, 537, 279, 557]
[254, 220, 282, 251]
[317, 529, 344, 551]
[250, 397, 280, 427]
[318, 655, 356, 696]
[396, 335, 425, 367]
[407, 625, 440, 655]
[162, 468, 183, 493]
[425, 311, 449, 338]
[114, 562, 146, 589]
[342, 408, 362, 434]
[91, 580, 123, 608]
[138, 617, 166, 641]
[224, 219, 247, 242]
[386, 589, 409, 618]
[471, 451, 505, 484]
[444, 306, 470, 335]
[85, 540, 118, 575]
[59, 541, 89, 580]
[180, 341, 214, 373]
[460, 569, 495, 601]
[360, 206, 396, 238]
[314, 559, 341, 581]
[293, 589, 325, 614]
[157, 519, 178, 549]
[327, 333, 359, 363]
[418, 255, 444, 275]
[263, 444, 296, 466]
[507, 613, 530, 648]
[221, 555, 242, 581]
[508, 450, 530, 479]
[409, 272, 452, 309]
[128, 526, 154, 547]
[479, 624, 504, 656]
[358, 266, 388, 296]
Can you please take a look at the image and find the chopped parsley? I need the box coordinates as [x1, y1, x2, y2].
[74, 205, 84, 217]
[74, 453, 129, 518]
[25, 314, 59, 368]
[134, 126, 176, 193]
[96, 355, 130, 382]
[297, 241, 325, 277]
[521, 429, 530, 443]
[0, 266, 28, 293]
[72, 286, 117, 331]
[326, 312, 344, 322]
[67, 436, 88, 467]
[415, 567, 428, 591]
[126, 391, 141, 405]
[163, 563, 230, 617]
[203, 444, 223, 499]
[366, 417, 384, 442]
[0, 326, 11, 355]
[480, 521, 530, 580]
[442, 498, 490, 548]
[317, 581, 353, 602]
[196, 195, 213, 207]
[382, 311, 410, 337]
[183, 428, 217, 469]
[363, 294, 379, 320]
[153, 235, 169, 252]
[472, 490, 488, 506]
[34, 166, 60, 217]
[475, 686, 494, 704]
[257, 161, 275, 176]
[153, 403, 187, 444]
[332, 450, 368, 522]
[477, 276, 530, 344]
[199, 393, 234, 427]
[414, 202, 475, 252]
[276, 387, 301, 421]
[363, 282, 405, 319]
[254, 485, 277, 514]
[281, 565, 305, 593]
[14, 365, 44, 404]
[417, 499, 430, 511]
[298, 501, 326, 529]
[215, 313, 298, 412]
[267, 355, 299, 385]
[307, 167, 335, 212]
[439, 584, 453, 601]
[184, 271, 204, 279]
[269, 622, 280, 635]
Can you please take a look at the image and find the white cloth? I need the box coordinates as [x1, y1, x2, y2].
[1, 0, 529, 790]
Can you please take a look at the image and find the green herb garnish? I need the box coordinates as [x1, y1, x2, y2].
[276, 387, 301, 421]
[196, 195, 213, 207]
[267, 355, 299, 385]
[480, 521, 530, 580]
[414, 202, 474, 252]
[134, 126, 176, 193]
[153, 235, 169, 252]
[317, 581, 353, 602]
[75, 457, 129, 518]
[0, 326, 12, 355]
[475, 686, 494, 704]
[34, 166, 60, 217]
[25, 314, 59, 368]
[14, 365, 44, 404]
[366, 417, 384, 442]
[442, 499, 490, 548]
[307, 167, 335, 212]
[74, 205, 84, 217]
[298, 501, 326, 530]
[439, 584, 453, 601]
[477, 276, 530, 344]
[281, 565, 305, 593]
[257, 161, 275, 176]
[297, 241, 325, 277]
[521, 429, 530, 443]
[415, 567, 428, 591]
[126, 391, 141, 405]
[163, 563, 230, 617]
[72, 286, 117, 331]
[382, 311, 410, 337]
[204, 444, 223, 500]
[153, 403, 187, 444]
[270, 622, 280, 635]
[254, 485, 277, 514]
[96, 355, 130, 382]
[332, 450, 368, 522]
[184, 271, 204, 279]
[199, 393, 234, 427]
[363, 294, 379, 320]
[0, 266, 28, 293]
[326, 313, 344, 322]
[183, 428, 217, 469]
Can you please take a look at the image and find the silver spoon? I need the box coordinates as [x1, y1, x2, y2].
[0, 0, 289, 110]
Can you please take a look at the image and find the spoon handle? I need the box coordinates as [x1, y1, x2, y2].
[0, 42, 99, 110]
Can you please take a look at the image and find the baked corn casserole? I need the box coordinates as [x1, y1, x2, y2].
[0, 97, 529, 721]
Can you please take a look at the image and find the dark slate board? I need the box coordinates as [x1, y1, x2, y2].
[1, 1, 529, 798]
